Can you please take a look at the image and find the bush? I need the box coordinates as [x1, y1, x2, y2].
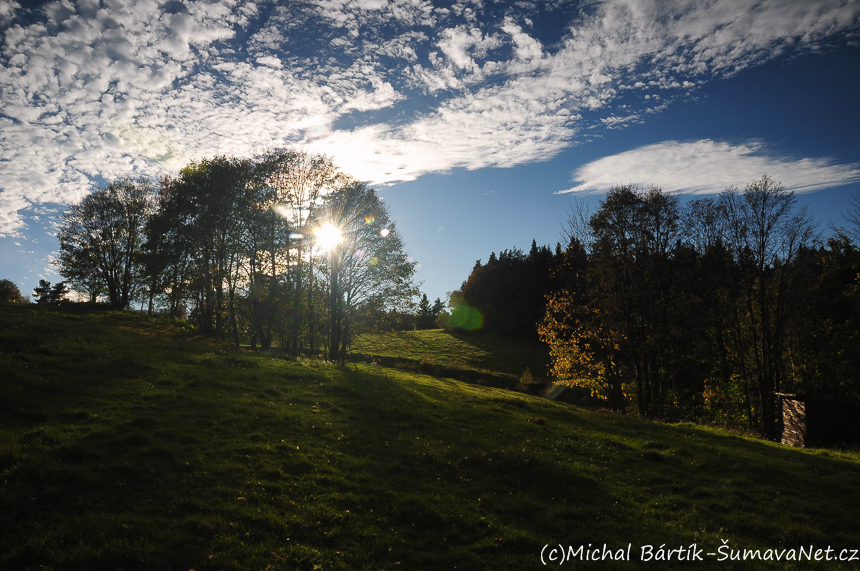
[517, 367, 548, 394]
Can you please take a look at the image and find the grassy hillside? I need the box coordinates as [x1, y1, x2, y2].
[351, 329, 552, 389]
[2, 303, 859, 570]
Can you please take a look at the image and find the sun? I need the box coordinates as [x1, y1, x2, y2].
[314, 222, 342, 251]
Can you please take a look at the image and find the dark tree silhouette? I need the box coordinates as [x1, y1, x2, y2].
[57, 177, 154, 309]
[0, 279, 27, 303]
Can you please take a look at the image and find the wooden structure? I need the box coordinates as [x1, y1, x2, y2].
[776, 393, 860, 448]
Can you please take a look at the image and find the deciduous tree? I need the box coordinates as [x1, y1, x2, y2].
[57, 177, 154, 309]
[0, 279, 27, 303]
[317, 179, 417, 363]
[719, 175, 818, 438]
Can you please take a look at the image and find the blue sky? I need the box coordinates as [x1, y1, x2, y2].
[1, 0, 859, 304]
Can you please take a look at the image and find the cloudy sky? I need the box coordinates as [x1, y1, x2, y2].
[1, 0, 859, 302]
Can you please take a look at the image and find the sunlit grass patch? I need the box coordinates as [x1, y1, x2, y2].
[352, 329, 551, 381]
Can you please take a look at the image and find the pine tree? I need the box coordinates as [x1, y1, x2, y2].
[50, 282, 69, 303]
[32, 279, 69, 304]
[417, 293, 433, 329]
[33, 279, 53, 303]
[431, 297, 444, 320]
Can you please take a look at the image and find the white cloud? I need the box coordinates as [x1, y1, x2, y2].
[600, 114, 641, 128]
[256, 55, 282, 68]
[1, 0, 859, 236]
[438, 26, 482, 71]
[500, 17, 543, 62]
[0, 1, 19, 26]
[560, 140, 860, 194]
[313, 0, 436, 36]
[319, 0, 860, 187]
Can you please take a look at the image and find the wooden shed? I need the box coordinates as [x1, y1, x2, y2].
[776, 393, 860, 448]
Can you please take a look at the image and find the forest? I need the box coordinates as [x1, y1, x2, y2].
[451, 177, 860, 439]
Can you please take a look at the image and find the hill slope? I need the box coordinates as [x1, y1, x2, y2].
[1, 304, 859, 570]
[351, 329, 552, 390]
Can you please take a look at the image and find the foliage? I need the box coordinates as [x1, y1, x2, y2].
[532, 177, 843, 434]
[435, 308, 453, 329]
[436, 289, 484, 332]
[0, 279, 27, 303]
[31, 279, 68, 304]
[58, 151, 416, 362]
[540, 289, 627, 411]
[460, 240, 561, 337]
[56, 177, 154, 308]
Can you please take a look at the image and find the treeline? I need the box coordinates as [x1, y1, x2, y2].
[55, 150, 416, 362]
[456, 241, 566, 337]
[452, 177, 860, 438]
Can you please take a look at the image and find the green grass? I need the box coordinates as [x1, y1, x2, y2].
[2, 303, 860, 570]
[352, 329, 551, 388]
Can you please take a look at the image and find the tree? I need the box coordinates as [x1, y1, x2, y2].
[841, 191, 860, 243]
[141, 175, 197, 319]
[417, 293, 434, 329]
[262, 149, 345, 354]
[719, 175, 818, 438]
[460, 241, 560, 337]
[50, 281, 69, 303]
[33, 279, 52, 303]
[431, 297, 444, 321]
[0, 279, 27, 303]
[57, 177, 154, 309]
[437, 289, 483, 331]
[145, 158, 254, 338]
[792, 235, 860, 403]
[587, 185, 682, 415]
[680, 198, 746, 426]
[32, 279, 67, 304]
[539, 238, 630, 410]
[316, 179, 417, 363]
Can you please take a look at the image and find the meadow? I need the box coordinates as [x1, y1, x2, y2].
[2, 303, 859, 570]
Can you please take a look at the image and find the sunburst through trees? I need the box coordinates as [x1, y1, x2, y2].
[55, 150, 416, 359]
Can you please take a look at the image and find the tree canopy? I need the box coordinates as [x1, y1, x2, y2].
[57, 177, 154, 308]
[54, 151, 417, 361]
[0, 279, 27, 303]
[454, 177, 857, 436]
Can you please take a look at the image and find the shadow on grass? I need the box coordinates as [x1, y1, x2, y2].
[3, 304, 860, 570]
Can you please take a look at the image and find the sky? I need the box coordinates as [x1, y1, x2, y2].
[1, 0, 859, 304]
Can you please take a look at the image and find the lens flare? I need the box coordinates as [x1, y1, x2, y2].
[451, 304, 483, 331]
[314, 223, 342, 251]
[380, 228, 390, 237]
[365, 215, 375, 224]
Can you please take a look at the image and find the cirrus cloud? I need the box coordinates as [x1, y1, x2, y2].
[560, 139, 860, 194]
